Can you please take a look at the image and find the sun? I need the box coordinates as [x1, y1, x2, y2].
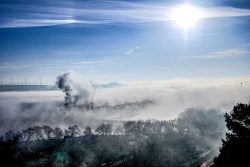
[172, 4, 202, 29]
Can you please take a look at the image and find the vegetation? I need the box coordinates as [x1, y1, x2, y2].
[212, 102, 250, 167]
[0, 108, 225, 167]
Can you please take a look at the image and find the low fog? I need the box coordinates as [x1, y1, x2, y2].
[0, 73, 249, 133]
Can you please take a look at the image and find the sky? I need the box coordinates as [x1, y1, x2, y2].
[0, 0, 250, 84]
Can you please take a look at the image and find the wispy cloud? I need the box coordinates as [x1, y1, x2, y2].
[70, 61, 106, 65]
[152, 65, 170, 71]
[125, 46, 139, 55]
[0, 63, 33, 70]
[1, 1, 250, 28]
[194, 49, 249, 59]
[0, 19, 110, 28]
[0, 60, 106, 71]
[203, 7, 250, 18]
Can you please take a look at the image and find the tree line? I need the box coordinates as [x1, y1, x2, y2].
[0, 120, 179, 142]
[1, 110, 225, 143]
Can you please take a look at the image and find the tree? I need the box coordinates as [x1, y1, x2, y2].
[14, 131, 23, 142]
[212, 102, 250, 167]
[124, 121, 136, 135]
[225, 103, 250, 136]
[4, 130, 15, 141]
[65, 125, 81, 137]
[113, 123, 124, 135]
[84, 126, 92, 136]
[25, 127, 36, 140]
[178, 108, 225, 138]
[22, 129, 30, 141]
[33, 126, 44, 140]
[95, 123, 112, 135]
[53, 127, 63, 139]
[42, 125, 53, 139]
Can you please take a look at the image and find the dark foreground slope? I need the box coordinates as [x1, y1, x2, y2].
[0, 108, 225, 167]
[0, 134, 216, 167]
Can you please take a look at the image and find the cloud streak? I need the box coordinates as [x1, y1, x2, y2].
[0, 19, 110, 28]
[125, 46, 139, 55]
[0, 60, 106, 71]
[1, 1, 250, 28]
[194, 49, 248, 59]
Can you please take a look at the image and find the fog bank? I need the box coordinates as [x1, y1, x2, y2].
[0, 78, 249, 132]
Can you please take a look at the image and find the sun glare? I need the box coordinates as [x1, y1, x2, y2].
[172, 4, 202, 29]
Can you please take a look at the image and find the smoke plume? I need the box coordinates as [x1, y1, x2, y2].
[56, 72, 95, 107]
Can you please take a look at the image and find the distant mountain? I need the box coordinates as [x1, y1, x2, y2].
[0, 85, 57, 92]
[95, 82, 124, 88]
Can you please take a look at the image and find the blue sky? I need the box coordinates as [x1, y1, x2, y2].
[0, 0, 250, 84]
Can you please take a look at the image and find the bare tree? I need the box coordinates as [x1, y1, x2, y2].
[42, 125, 53, 139]
[25, 127, 35, 140]
[14, 131, 23, 141]
[33, 126, 44, 140]
[53, 127, 63, 139]
[22, 129, 29, 141]
[4, 130, 15, 141]
[65, 125, 81, 137]
[124, 121, 136, 135]
[96, 123, 112, 135]
[84, 126, 92, 136]
[113, 123, 124, 135]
